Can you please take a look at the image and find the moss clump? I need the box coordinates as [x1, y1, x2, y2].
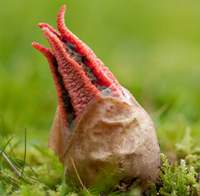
[0, 129, 200, 195]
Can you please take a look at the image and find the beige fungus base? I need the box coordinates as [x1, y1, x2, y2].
[49, 88, 160, 187]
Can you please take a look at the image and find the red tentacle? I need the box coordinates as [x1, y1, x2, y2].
[41, 27, 100, 115]
[32, 41, 68, 126]
[56, 5, 122, 95]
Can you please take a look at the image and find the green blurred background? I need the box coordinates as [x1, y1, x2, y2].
[0, 0, 200, 151]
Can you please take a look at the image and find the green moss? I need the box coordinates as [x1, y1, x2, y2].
[0, 136, 200, 195]
[159, 154, 199, 196]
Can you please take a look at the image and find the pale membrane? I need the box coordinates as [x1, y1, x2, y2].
[49, 88, 160, 187]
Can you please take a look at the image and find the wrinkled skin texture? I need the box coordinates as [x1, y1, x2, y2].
[33, 5, 160, 187]
[51, 90, 160, 186]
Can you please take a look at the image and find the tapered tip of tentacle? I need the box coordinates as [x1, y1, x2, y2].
[32, 41, 40, 49]
[57, 5, 67, 35]
[40, 26, 54, 41]
[58, 4, 66, 21]
[38, 23, 46, 28]
[60, 4, 66, 12]
[40, 27, 62, 54]
[32, 42, 55, 60]
[38, 23, 61, 38]
[32, 41, 48, 54]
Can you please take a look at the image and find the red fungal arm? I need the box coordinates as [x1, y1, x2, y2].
[40, 27, 100, 115]
[32, 42, 69, 126]
[57, 5, 122, 96]
[38, 23, 61, 39]
[32, 4, 124, 123]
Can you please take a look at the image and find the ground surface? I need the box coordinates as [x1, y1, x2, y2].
[0, 1, 200, 195]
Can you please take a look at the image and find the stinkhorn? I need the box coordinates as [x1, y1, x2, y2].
[32, 5, 160, 188]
